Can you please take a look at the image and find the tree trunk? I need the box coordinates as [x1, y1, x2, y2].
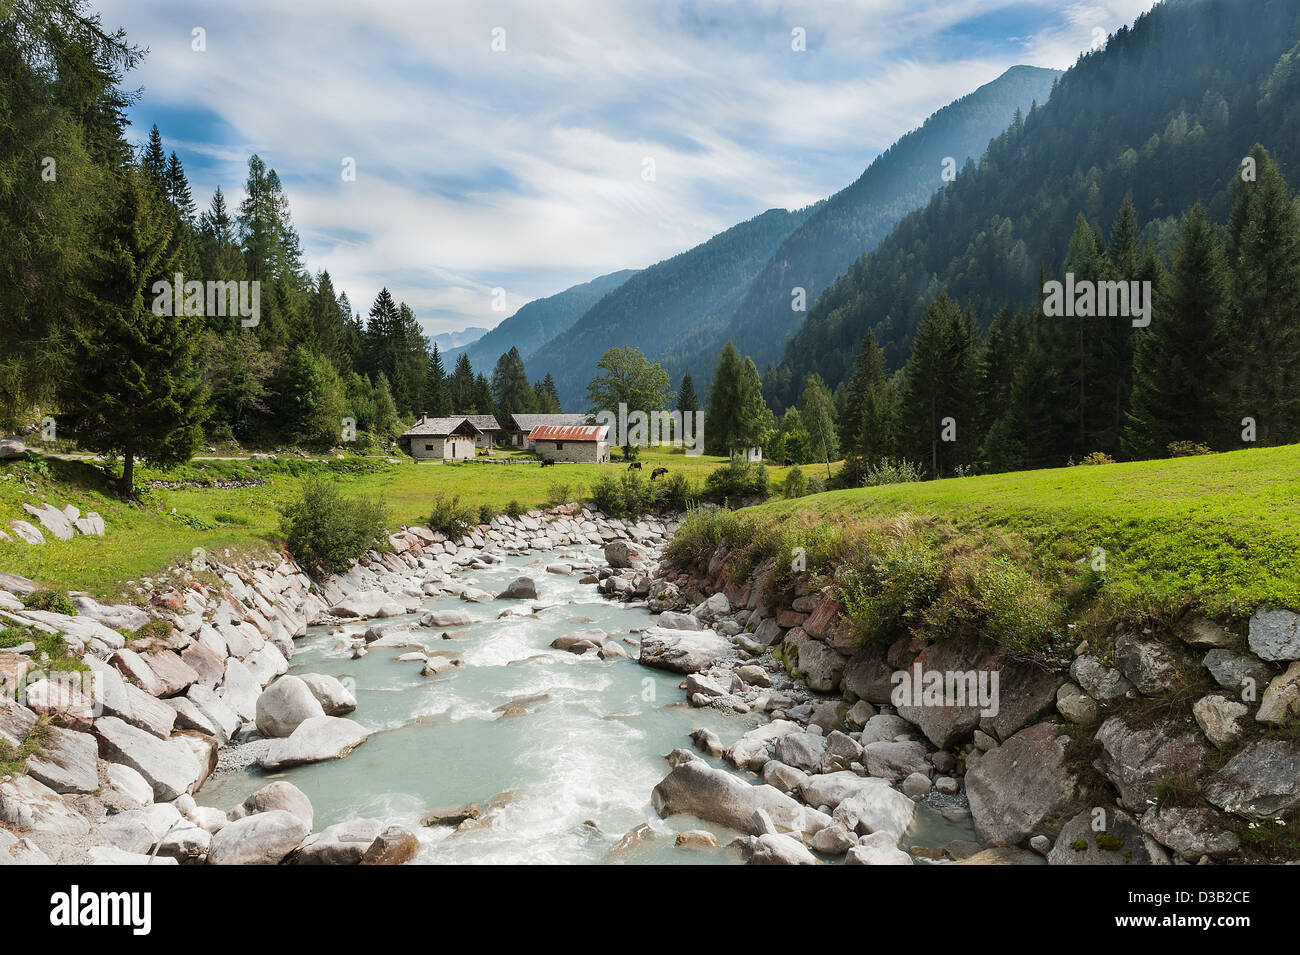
[121, 443, 135, 496]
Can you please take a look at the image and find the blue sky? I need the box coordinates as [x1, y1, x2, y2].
[94, 0, 1159, 337]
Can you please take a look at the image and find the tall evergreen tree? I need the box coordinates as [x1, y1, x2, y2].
[676, 373, 699, 414]
[61, 168, 208, 493]
[1223, 144, 1300, 445]
[425, 344, 453, 416]
[896, 294, 976, 476]
[141, 124, 167, 190]
[450, 353, 476, 412]
[165, 150, 196, 221]
[838, 329, 895, 483]
[736, 357, 774, 456]
[704, 342, 744, 455]
[1126, 202, 1226, 455]
[798, 372, 838, 477]
[491, 347, 535, 417]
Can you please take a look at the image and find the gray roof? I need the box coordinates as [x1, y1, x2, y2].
[401, 416, 480, 437]
[508, 413, 591, 431]
[463, 414, 502, 431]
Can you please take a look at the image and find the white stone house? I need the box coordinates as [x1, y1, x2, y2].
[528, 424, 611, 463]
[463, 414, 503, 450]
[400, 416, 482, 461]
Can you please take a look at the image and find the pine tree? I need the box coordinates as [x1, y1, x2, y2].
[837, 329, 895, 482]
[896, 294, 975, 477]
[491, 347, 535, 417]
[308, 271, 349, 371]
[472, 373, 494, 416]
[198, 188, 244, 285]
[1126, 202, 1226, 456]
[677, 373, 699, 413]
[704, 342, 743, 455]
[450, 353, 476, 412]
[1224, 144, 1300, 445]
[61, 168, 208, 493]
[425, 345, 452, 416]
[165, 151, 196, 221]
[537, 373, 561, 413]
[736, 357, 774, 455]
[141, 124, 167, 191]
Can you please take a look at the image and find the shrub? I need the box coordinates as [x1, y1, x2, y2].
[547, 482, 572, 506]
[590, 474, 625, 516]
[127, 619, 173, 643]
[505, 499, 524, 519]
[862, 458, 923, 487]
[427, 492, 477, 539]
[213, 512, 249, 525]
[783, 466, 808, 499]
[836, 531, 941, 643]
[702, 460, 770, 504]
[656, 471, 697, 511]
[664, 507, 756, 567]
[1073, 451, 1116, 466]
[477, 503, 497, 525]
[1167, 441, 1213, 457]
[590, 472, 654, 517]
[280, 476, 390, 575]
[21, 590, 78, 616]
[964, 555, 1062, 654]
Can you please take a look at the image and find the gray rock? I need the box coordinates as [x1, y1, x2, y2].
[1203, 648, 1273, 694]
[0, 695, 37, 748]
[1047, 808, 1161, 865]
[1069, 654, 1133, 700]
[860, 713, 915, 745]
[734, 832, 816, 865]
[206, 810, 309, 865]
[291, 818, 385, 865]
[651, 758, 831, 839]
[1255, 661, 1300, 726]
[863, 740, 930, 782]
[229, 780, 314, 829]
[1203, 739, 1300, 818]
[1192, 694, 1248, 748]
[1176, 615, 1236, 649]
[638, 627, 733, 674]
[690, 726, 724, 758]
[1114, 630, 1182, 694]
[773, 732, 827, 773]
[901, 772, 932, 797]
[258, 715, 369, 771]
[845, 836, 913, 865]
[254, 675, 325, 738]
[24, 725, 99, 794]
[0, 774, 91, 841]
[656, 611, 702, 631]
[844, 699, 877, 731]
[496, 577, 537, 600]
[830, 780, 916, 841]
[93, 716, 203, 801]
[1055, 681, 1099, 724]
[761, 760, 808, 794]
[966, 723, 1084, 846]
[1247, 609, 1300, 661]
[821, 730, 863, 773]
[1094, 715, 1208, 810]
[810, 822, 857, 855]
[789, 639, 847, 692]
[1139, 806, 1239, 861]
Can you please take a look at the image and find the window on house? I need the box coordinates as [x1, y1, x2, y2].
[425, 444, 434, 451]
[555, 442, 564, 450]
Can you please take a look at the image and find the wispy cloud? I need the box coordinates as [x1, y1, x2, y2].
[93, 0, 1159, 335]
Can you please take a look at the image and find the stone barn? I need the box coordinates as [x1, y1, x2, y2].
[400, 416, 482, 461]
[528, 424, 611, 464]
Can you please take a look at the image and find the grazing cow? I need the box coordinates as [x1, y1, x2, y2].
[627, 461, 642, 471]
[539, 458, 555, 467]
[651, 467, 668, 480]
[782, 458, 794, 467]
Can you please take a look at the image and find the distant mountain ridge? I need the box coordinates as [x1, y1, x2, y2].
[432, 327, 487, 351]
[445, 269, 638, 371]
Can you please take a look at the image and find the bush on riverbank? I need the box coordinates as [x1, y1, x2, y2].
[427, 493, 477, 538]
[280, 477, 390, 575]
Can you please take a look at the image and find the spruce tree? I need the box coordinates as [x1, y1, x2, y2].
[141, 124, 167, 191]
[165, 151, 196, 220]
[426, 345, 452, 416]
[676, 373, 699, 413]
[1126, 202, 1226, 456]
[491, 347, 535, 417]
[61, 168, 208, 493]
[705, 342, 743, 455]
[736, 357, 774, 456]
[798, 372, 839, 477]
[450, 353, 476, 412]
[1224, 144, 1300, 445]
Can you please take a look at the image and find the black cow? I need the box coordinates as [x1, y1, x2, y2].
[782, 458, 794, 467]
[627, 461, 642, 471]
[651, 467, 668, 480]
[539, 458, 555, 467]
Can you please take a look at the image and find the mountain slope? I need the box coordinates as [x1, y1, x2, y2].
[657, 64, 1061, 391]
[530, 208, 812, 408]
[446, 269, 637, 372]
[769, 0, 1300, 405]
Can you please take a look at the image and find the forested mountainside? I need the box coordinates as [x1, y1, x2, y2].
[529, 208, 812, 408]
[446, 269, 637, 373]
[657, 64, 1060, 393]
[769, 0, 1300, 407]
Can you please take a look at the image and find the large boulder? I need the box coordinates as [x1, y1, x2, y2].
[651, 757, 831, 839]
[1192, 693, 1248, 747]
[0, 695, 37, 748]
[1094, 715, 1207, 810]
[638, 627, 733, 674]
[829, 781, 916, 842]
[603, 540, 640, 569]
[1247, 609, 1300, 662]
[0, 774, 91, 842]
[863, 740, 930, 782]
[1203, 739, 1300, 818]
[965, 723, 1085, 846]
[656, 611, 703, 632]
[1069, 655, 1132, 700]
[229, 781, 314, 829]
[330, 591, 407, 619]
[1255, 661, 1300, 726]
[1139, 807, 1239, 861]
[291, 818, 385, 865]
[206, 810, 309, 865]
[1047, 807, 1164, 865]
[495, 577, 537, 600]
[773, 732, 827, 774]
[259, 715, 369, 771]
[733, 832, 816, 865]
[360, 826, 420, 865]
[23, 725, 99, 795]
[255, 675, 325, 738]
[1203, 649, 1273, 693]
[298, 673, 357, 716]
[92, 716, 203, 801]
[1113, 630, 1183, 695]
[786, 635, 847, 692]
[419, 609, 475, 628]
